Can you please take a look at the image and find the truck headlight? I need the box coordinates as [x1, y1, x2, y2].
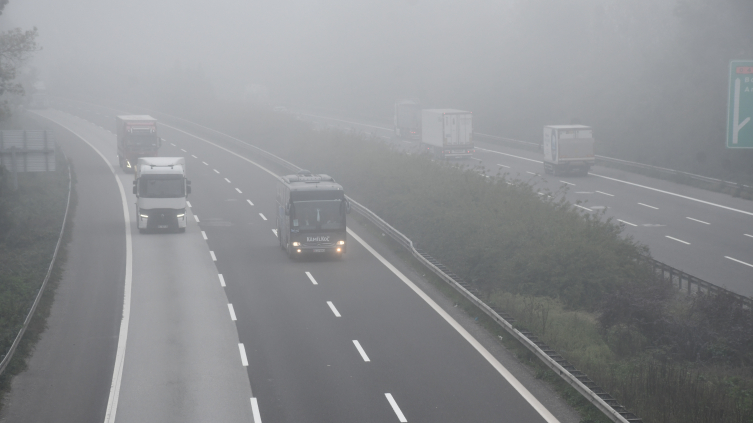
[337, 240, 345, 245]
[176, 214, 185, 218]
[139, 214, 148, 219]
[292, 241, 300, 247]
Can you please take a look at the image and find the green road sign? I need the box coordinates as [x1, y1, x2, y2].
[727, 61, 753, 148]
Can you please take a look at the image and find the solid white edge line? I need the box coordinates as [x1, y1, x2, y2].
[210, 251, 217, 261]
[526, 171, 537, 175]
[194, 215, 200, 223]
[228, 304, 237, 321]
[305, 271, 318, 285]
[617, 219, 637, 227]
[496, 163, 510, 168]
[353, 340, 370, 362]
[247, 199, 254, 206]
[347, 229, 559, 423]
[686, 217, 710, 225]
[327, 301, 341, 317]
[236, 188, 242, 193]
[259, 213, 267, 221]
[725, 256, 753, 268]
[238, 343, 248, 366]
[666, 236, 690, 245]
[589, 172, 753, 217]
[33, 113, 133, 423]
[574, 204, 592, 212]
[595, 190, 614, 197]
[476, 147, 544, 164]
[745, 234, 753, 238]
[218, 274, 226, 287]
[201, 230, 208, 240]
[384, 393, 408, 423]
[638, 203, 659, 210]
[272, 229, 278, 237]
[251, 398, 262, 423]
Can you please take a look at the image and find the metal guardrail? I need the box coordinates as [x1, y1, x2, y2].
[0, 153, 72, 376]
[640, 255, 752, 308]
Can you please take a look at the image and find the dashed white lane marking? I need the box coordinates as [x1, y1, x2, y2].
[327, 301, 341, 317]
[385, 393, 407, 422]
[746, 234, 753, 238]
[218, 274, 226, 287]
[247, 199, 254, 206]
[186, 201, 192, 208]
[575, 191, 593, 194]
[180, 148, 187, 152]
[596, 190, 614, 197]
[225, 178, 231, 183]
[171, 143, 177, 147]
[238, 343, 248, 366]
[526, 171, 537, 175]
[194, 215, 200, 223]
[496, 163, 510, 168]
[348, 229, 559, 423]
[726, 256, 753, 268]
[236, 188, 242, 194]
[259, 213, 267, 221]
[191, 155, 197, 158]
[201, 231, 207, 240]
[251, 398, 262, 423]
[666, 236, 690, 245]
[559, 180, 575, 186]
[618, 219, 637, 227]
[589, 172, 753, 217]
[272, 229, 278, 237]
[353, 340, 370, 362]
[214, 169, 220, 174]
[638, 203, 658, 210]
[202, 161, 208, 165]
[686, 217, 710, 225]
[477, 147, 544, 164]
[228, 304, 237, 321]
[305, 271, 318, 285]
[210, 251, 217, 261]
[574, 204, 592, 212]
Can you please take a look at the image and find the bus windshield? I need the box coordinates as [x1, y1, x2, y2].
[292, 200, 344, 231]
[139, 176, 184, 198]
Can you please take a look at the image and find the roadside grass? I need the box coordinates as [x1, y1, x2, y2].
[111, 96, 753, 422]
[0, 151, 74, 414]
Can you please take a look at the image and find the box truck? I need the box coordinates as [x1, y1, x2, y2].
[394, 99, 422, 140]
[421, 109, 474, 159]
[117, 115, 161, 172]
[542, 125, 595, 176]
[133, 157, 191, 233]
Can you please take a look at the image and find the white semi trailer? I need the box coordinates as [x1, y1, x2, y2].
[542, 125, 595, 176]
[421, 109, 474, 159]
[133, 157, 191, 233]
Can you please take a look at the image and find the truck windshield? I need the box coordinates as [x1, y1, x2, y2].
[292, 200, 344, 231]
[127, 132, 159, 148]
[139, 176, 184, 198]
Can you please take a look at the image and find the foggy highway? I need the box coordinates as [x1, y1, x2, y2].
[2, 104, 583, 422]
[292, 112, 753, 298]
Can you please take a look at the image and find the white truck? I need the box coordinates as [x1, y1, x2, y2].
[132, 157, 192, 233]
[394, 99, 422, 140]
[542, 125, 595, 176]
[421, 109, 474, 159]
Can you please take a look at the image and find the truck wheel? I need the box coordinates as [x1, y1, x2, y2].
[286, 242, 296, 260]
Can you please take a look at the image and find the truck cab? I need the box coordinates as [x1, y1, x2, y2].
[133, 157, 191, 233]
[117, 115, 161, 172]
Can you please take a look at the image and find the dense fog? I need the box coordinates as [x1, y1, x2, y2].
[2, 0, 752, 179]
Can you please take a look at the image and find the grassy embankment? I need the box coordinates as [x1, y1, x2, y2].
[0, 134, 73, 409]
[136, 98, 753, 422]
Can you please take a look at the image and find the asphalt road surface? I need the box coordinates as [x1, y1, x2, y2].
[2, 103, 583, 423]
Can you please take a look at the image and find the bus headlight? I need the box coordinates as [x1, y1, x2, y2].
[337, 240, 345, 245]
[139, 214, 148, 220]
[297, 249, 301, 253]
[336, 247, 341, 252]
[176, 213, 185, 218]
[292, 241, 301, 247]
